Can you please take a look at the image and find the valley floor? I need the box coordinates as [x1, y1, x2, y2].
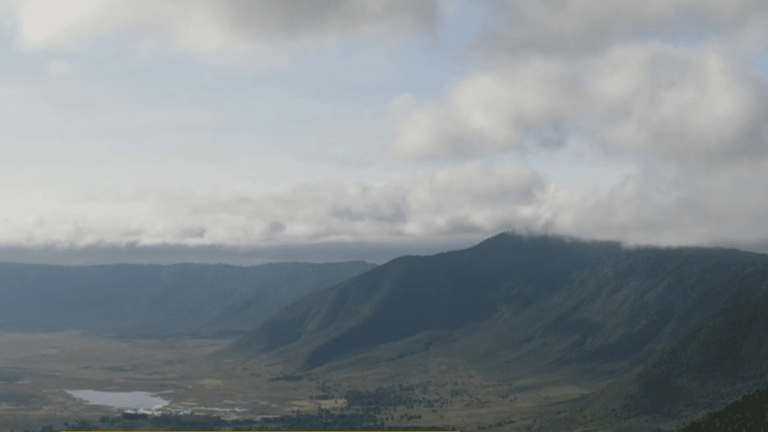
[0, 331, 278, 430]
[0, 331, 696, 432]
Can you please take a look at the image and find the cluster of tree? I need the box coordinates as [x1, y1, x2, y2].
[258, 408, 385, 430]
[268, 374, 305, 382]
[679, 386, 768, 431]
[476, 418, 518, 430]
[341, 383, 448, 412]
[245, 407, 451, 431]
[345, 385, 415, 408]
[54, 412, 252, 431]
[19, 406, 453, 431]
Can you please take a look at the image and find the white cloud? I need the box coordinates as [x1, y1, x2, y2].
[382, 0, 768, 248]
[404, 162, 546, 235]
[8, 0, 442, 55]
[389, 57, 577, 159]
[12, 0, 108, 50]
[3, 141, 768, 251]
[389, 43, 768, 165]
[0, 161, 545, 247]
[378, 0, 768, 250]
[587, 43, 768, 163]
[540, 159, 768, 247]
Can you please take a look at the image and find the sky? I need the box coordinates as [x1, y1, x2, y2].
[2, 0, 768, 265]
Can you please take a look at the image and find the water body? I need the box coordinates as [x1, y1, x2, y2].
[65, 389, 169, 412]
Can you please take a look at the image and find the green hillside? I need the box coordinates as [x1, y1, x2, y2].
[224, 232, 768, 430]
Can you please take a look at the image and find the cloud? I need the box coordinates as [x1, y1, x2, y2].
[389, 43, 768, 165]
[586, 43, 768, 162]
[476, 0, 768, 56]
[8, 0, 442, 54]
[383, 1, 768, 248]
[542, 165, 694, 245]
[184, 161, 546, 243]
[0, 161, 545, 247]
[4, 0, 768, 259]
[404, 162, 547, 235]
[389, 57, 578, 159]
[4, 150, 768, 254]
[540, 158, 768, 247]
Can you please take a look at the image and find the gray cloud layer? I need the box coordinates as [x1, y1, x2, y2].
[477, 0, 768, 57]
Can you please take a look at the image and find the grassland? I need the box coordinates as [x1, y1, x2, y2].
[0, 330, 626, 431]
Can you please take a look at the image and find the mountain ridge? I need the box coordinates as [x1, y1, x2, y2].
[225, 233, 768, 408]
[0, 260, 376, 338]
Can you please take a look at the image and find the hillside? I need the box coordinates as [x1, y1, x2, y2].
[0, 260, 375, 338]
[227, 234, 610, 366]
[230, 234, 768, 369]
[225, 233, 768, 429]
[571, 290, 768, 429]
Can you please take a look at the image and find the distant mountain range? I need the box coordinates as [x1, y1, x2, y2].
[224, 233, 768, 428]
[0, 260, 375, 338]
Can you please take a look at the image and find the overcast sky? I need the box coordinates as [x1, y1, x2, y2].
[1, 0, 768, 265]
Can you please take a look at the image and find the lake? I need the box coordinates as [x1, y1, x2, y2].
[65, 389, 169, 412]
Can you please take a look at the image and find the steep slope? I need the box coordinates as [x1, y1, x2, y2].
[575, 290, 768, 425]
[227, 233, 768, 381]
[227, 234, 604, 367]
[0, 261, 375, 338]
